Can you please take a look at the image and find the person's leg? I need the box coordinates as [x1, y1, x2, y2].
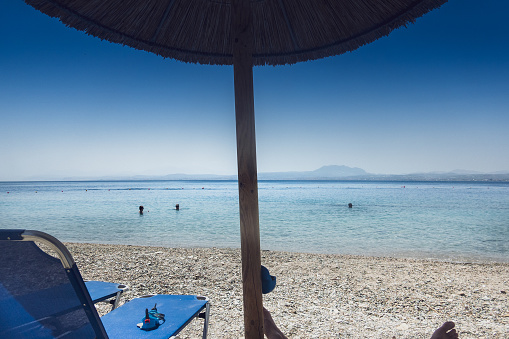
[430, 322, 458, 339]
[263, 307, 288, 339]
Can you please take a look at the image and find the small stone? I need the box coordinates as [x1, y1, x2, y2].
[396, 323, 409, 331]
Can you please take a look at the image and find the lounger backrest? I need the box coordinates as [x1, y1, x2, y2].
[0, 229, 108, 338]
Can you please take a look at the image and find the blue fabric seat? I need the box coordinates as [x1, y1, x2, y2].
[0, 229, 210, 339]
[101, 294, 209, 338]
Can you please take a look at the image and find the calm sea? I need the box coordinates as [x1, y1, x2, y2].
[1, 180, 508, 262]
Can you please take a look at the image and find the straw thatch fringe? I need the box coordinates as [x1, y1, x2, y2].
[253, 0, 449, 66]
[24, 0, 448, 66]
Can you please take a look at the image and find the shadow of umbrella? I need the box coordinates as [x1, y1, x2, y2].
[23, 0, 448, 337]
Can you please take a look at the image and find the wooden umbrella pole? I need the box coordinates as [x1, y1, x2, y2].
[232, 0, 264, 338]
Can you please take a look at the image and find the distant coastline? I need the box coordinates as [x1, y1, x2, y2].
[5, 165, 509, 182]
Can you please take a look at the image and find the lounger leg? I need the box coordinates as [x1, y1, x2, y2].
[202, 302, 210, 339]
[111, 291, 122, 310]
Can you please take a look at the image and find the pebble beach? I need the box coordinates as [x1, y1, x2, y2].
[66, 243, 509, 338]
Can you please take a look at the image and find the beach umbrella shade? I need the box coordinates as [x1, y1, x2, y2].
[23, 0, 448, 337]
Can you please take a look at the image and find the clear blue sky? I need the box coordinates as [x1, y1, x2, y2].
[1, 1, 508, 180]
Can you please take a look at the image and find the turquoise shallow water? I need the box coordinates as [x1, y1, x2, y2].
[1, 180, 508, 262]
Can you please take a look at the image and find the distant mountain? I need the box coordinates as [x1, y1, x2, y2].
[72, 173, 237, 181]
[449, 169, 483, 175]
[363, 172, 509, 182]
[259, 165, 367, 180]
[37, 166, 509, 182]
[312, 165, 367, 177]
[486, 170, 509, 175]
[259, 166, 509, 181]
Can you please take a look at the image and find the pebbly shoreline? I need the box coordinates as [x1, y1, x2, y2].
[65, 243, 509, 338]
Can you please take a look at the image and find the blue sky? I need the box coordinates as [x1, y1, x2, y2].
[1, 1, 508, 180]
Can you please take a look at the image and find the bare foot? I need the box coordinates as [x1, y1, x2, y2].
[431, 322, 458, 339]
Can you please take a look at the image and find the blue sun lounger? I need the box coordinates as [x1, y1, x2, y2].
[0, 229, 210, 339]
[85, 280, 128, 310]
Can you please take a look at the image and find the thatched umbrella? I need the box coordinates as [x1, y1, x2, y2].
[24, 0, 448, 337]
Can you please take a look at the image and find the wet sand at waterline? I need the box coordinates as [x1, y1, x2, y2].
[67, 243, 509, 338]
